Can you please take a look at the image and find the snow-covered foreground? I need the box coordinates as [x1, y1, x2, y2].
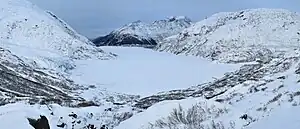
[114, 69, 300, 129]
[0, 102, 135, 129]
[70, 47, 239, 96]
[115, 98, 218, 129]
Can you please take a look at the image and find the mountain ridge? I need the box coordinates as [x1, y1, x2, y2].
[92, 16, 192, 48]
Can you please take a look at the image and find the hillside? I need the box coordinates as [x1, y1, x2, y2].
[0, 0, 137, 128]
[157, 8, 300, 63]
[92, 16, 192, 48]
[0, 0, 115, 72]
[113, 8, 300, 129]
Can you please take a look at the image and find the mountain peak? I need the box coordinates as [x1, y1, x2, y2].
[166, 16, 192, 22]
[93, 16, 192, 47]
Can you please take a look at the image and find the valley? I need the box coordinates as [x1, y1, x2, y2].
[0, 0, 300, 129]
[70, 46, 239, 96]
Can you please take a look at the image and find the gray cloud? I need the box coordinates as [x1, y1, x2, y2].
[28, 0, 300, 38]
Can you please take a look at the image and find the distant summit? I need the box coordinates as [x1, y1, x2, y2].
[92, 16, 192, 48]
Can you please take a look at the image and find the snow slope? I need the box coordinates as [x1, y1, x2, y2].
[115, 50, 300, 129]
[0, 0, 115, 72]
[70, 46, 239, 96]
[115, 97, 226, 129]
[92, 16, 192, 47]
[157, 8, 300, 63]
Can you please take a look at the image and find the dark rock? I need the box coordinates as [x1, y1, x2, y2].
[57, 123, 66, 128]
[68, 112, 77, 119]
[76, 101, 99, 107]
[87, 124, 97, 129]
[92, 33, 157, 48]
[277, 76, 286, 79]
[240, 114, 248, 120]
[100, 125, 109, 129]
[27, 115, 50, 129]
[104, 108, 112, 111]
[215, 98, 225, 103]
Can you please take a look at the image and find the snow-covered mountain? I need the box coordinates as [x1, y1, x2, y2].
[0, 0, 115, 72]
[92, 16, 192, 48]
[157, 8, 300, 63]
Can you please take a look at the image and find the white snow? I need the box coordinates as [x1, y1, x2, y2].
[70, 46, 239, 96]
[248, 105, 300, 129]
[114, 97, 230, 129]
[158, 8, 300, 63]
[0, 102, 132, 129]
[115, 98, 206, 129]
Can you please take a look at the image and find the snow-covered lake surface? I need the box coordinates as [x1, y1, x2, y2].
[70, 46, 240, 96]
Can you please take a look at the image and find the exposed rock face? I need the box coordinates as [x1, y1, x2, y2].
[93, 33, 157, 48]
[93, 16, 192, 48]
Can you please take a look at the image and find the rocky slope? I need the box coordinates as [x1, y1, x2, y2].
[92, 16, 192, 48]
[0, 46, 89, 106]
[157, 8, 300, 63]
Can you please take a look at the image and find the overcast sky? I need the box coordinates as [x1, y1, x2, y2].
[28, 0, 300, 38]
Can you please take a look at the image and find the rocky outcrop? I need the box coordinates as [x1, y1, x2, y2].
[93, 33, 157, 48]
[28, 115, 50, 129]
